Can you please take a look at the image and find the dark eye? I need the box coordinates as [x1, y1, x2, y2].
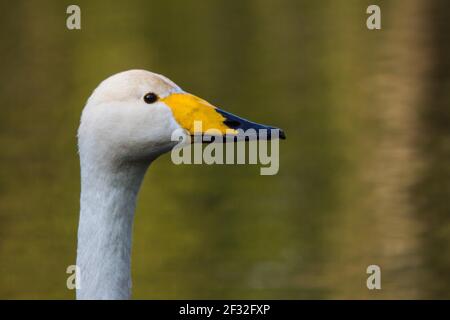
[143, 92, 158, 104]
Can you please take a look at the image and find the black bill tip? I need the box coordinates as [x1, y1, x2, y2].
[217, 108, 286, 141]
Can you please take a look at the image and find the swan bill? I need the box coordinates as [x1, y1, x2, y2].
[162, 93, 286, 141]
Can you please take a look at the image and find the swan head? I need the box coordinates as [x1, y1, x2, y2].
[78, 69, 285, 164]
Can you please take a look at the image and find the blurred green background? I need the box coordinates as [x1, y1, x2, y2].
[0, 0, 449, 299]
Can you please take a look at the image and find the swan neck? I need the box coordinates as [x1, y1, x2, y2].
[76, 160, 148, 300]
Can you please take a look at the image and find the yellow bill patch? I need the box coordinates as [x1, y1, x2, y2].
[161, 93, 236, 135]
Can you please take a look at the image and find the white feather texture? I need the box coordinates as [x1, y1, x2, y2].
[76, 70, 183, 299]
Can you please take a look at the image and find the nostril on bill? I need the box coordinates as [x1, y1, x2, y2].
[223, 119, 241, 129]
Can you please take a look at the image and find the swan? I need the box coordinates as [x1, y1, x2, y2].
[76, 69, 285, 300]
